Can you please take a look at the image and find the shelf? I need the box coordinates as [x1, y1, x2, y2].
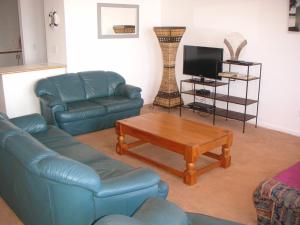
[181, 90, 217, 100]
[180, 59, 262, 132]
[229, 76, 259, 81]
[184, 102, 256, 122]
[181, 90, 258, 105]
[181, 79, 227, 87]
[218, 73, 259, 81]
[222, 60, 261, 66]
[215, 108, 256, 122]
[184, 102, 215, 113]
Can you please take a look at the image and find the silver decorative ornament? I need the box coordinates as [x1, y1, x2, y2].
[224, 32, 247, 61]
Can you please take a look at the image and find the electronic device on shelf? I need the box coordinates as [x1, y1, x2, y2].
[196, 89, 211, 95]
[190, 77, 215, 84]
[225, 60, 240, 63]
[218, 72, 238, 78]
[187, 102, 215, 112]
[183, 45, 223, 82]
[225, 60, 254, 66]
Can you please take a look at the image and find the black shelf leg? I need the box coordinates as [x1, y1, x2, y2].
[243, 66, 250, 133]
[192, 82, 196, 113]
[179, 81, 182, 116]
[226, 64, 232, 121]
[226, 78, 231, 120]
[255, 64, 262, 128]
[213, 79, 217, 125]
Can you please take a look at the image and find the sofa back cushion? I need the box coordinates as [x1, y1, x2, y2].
[4, 134, 57, 173]
[0, 116, 55, 174]
[79, 71, 125, 99]
[48, 73, 86, 103]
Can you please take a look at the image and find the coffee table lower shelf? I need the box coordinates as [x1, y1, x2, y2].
[118, 144, 224, 179]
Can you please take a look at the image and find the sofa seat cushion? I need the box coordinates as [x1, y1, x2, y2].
[51, 143, 111, 165]
[33, 125, 133, 180]
[33, 126, 76, 147]
[91, 96, 143, 113]
[87, 158, 132, 180]
[55, 101, 107, 123]
[274, 162, 300, 190]
[33, 126, 108, 161]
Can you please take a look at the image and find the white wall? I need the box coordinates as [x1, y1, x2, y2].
[63, 0, 162, 104]
[44, 0, 67, 64]
[161, 0, 300, 136]
[18, 0, 47, 64]
[0, 66, 66, 118]
[44, 0, 300, 136]
[0, 0, 22, 67]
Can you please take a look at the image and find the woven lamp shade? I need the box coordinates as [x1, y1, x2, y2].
[153, 27, 186, 108]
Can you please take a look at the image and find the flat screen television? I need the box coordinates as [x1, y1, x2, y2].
[183, 45, 223, 81]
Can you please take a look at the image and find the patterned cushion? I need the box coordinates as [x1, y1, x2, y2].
[253, 174, 300, 225]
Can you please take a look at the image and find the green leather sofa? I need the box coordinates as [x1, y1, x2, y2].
[35, 71, 143, 135]
[0, 113, 168, 225]
[95, 198, 243, 225]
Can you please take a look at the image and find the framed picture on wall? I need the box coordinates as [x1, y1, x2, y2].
[289, 0, 300, 31]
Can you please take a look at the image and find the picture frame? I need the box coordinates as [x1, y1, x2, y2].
[289, 0, 300, 32]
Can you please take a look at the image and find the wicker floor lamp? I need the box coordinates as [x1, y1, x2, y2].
[153, 26, 186, 109]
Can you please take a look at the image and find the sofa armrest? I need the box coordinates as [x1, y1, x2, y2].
[38, 155, 101, 193]
[96, 168, 160, 198]
[157, 180, 169, 199]
[0, 112, 9, 120]
[115, 84, 142, 99]
[39, 94, 67, 109]
[10, 113, 48, 134]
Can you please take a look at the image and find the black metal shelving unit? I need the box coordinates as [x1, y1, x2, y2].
[179, 60, 262, 133]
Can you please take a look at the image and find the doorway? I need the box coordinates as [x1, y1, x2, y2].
[0, 0, 22, 67]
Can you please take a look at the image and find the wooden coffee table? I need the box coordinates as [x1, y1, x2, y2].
[115, 113, 233, 185]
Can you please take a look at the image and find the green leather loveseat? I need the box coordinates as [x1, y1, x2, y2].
[0, 113, 168, 225]
[35, 71, 143, 135]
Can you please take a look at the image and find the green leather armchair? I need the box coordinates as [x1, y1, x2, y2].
[95, 198, 243, 225]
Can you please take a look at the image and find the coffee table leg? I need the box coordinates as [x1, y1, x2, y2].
[221, 146, 231, 168]
[184, 150, 198, 185]
[116, 123, 127, 155]
[221, 131, 233, 168]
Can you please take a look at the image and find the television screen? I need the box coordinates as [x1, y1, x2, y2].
[183, 45, 223, 80]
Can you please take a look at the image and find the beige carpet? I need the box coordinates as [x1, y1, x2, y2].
[1, 105, 300, 225]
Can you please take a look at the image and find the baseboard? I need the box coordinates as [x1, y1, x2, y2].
[249, 120, 300, 137]
[142, 103, 300, 137]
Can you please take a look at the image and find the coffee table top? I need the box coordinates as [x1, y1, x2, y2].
[117, 113, 231, 149]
